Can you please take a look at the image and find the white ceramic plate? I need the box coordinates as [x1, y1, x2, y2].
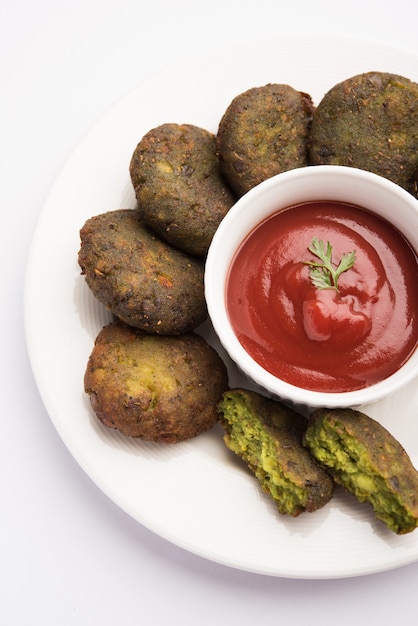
[25, 35, 418, 579]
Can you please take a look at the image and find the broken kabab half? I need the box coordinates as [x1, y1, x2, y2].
[217, 389, 334, 517]
[303, 408, 418, 534]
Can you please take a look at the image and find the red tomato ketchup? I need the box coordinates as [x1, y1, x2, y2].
[226, 201, 418, 392]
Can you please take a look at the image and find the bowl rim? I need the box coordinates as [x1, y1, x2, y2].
[205, 165, 418, 408]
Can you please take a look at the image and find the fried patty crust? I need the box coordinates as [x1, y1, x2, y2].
[304, 408, 418, 534]
[84, 321, 229, 443]
[216, 84, 315, 196]
[78, 209, 207, 335]
[309, 71, 418, 196]
[129, 123, 236, 257]
[217, 389, 334, 516]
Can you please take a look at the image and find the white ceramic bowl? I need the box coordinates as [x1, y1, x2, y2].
[205, 165, 418, 408]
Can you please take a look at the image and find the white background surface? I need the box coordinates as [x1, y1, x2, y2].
[2, 1, 418, 624]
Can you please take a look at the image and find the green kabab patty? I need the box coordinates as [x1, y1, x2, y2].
[78, 209, 207, 335]
[217, 389, 334, 517]
[216, 83, 314, 196]
[129, 123, 236, 257]
[309, 71, 418, 196]
[84, 321, 229, 443]
[304, 408, 418, 534]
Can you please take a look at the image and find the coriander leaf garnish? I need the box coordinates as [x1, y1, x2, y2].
[303, 238, 356, 291]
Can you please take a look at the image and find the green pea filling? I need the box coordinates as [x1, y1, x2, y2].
[305, 421, 417, 534]
[221, 401, 309, 516]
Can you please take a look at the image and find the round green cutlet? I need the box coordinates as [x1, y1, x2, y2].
[309, 71, 418, 196]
